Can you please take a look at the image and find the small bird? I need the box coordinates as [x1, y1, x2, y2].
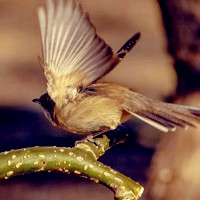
[33, 0, 200, 135]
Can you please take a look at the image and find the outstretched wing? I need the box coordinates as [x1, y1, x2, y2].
[38, 0, 119, 106]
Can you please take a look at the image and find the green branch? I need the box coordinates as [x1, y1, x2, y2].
[0, 129, 143, 200]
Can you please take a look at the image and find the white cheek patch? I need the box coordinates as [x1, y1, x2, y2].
[43, 109, 57, 126]
[66, 86, 78, 101]
[43, 109, 50, 120]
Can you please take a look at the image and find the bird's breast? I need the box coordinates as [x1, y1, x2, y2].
[54, 95, 123, 135]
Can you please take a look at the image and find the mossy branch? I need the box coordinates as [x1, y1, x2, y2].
[0, 128, 143, 200]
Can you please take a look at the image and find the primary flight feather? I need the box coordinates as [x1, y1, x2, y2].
[33, 0, 200, 135]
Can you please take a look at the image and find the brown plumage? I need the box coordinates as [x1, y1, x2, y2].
[33, 0, 200, 135]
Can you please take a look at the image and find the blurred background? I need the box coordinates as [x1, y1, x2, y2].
[0, 0, 200, 199]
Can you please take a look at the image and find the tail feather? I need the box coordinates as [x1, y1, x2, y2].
[124, 92, 200, 132]
[133, 112, 175, 132]
[116, 32, 141, 59]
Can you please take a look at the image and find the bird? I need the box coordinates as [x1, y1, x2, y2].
[33, 0, 200, 135]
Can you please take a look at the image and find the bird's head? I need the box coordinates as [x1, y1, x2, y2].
[32, 93, 56, 123]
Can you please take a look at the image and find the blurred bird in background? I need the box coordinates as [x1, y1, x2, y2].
[33, 0, 200, 135]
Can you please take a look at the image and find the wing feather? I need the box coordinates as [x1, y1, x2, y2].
[38, 7, 47, 60]
[38, 0, 119, 100]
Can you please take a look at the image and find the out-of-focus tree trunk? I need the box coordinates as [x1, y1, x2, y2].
[145, 0, 200, 199]
[159, 0, 200, 98]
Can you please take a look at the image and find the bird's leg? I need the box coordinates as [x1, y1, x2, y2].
[93, 125, 129, 147]
[75, 127, 110, 145]
[76, 125, 129, 150]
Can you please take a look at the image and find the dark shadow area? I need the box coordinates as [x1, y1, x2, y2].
[0, 106, 81, 151]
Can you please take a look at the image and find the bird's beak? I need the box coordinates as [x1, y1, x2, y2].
[32, 98, 40, 103]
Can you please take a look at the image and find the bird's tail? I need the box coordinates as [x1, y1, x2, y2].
[116, 32, 141, 59]
[123, 92, 200, 132]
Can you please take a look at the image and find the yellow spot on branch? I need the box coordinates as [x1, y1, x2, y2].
[39, 155, 45, 159]
[90, 178, 99, 183]
[110, 183, 118, 189]
[114, 177, 123, 183]
[37, 166, 45, 171]
[76, 156, 83, 162]
[7, 160, 11, 166]
[34, 161, 39, 165]
[103, 172, 109, 177]
[110, 169, 117, 174]
[74, 170, 81, 175]
[16, 162, 22, 169]
[7, 171, 13, 177]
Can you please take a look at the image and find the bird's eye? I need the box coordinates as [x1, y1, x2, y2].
[86, 88, 95, 92]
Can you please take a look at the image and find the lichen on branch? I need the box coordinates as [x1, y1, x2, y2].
[0, 127, 143, 200]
